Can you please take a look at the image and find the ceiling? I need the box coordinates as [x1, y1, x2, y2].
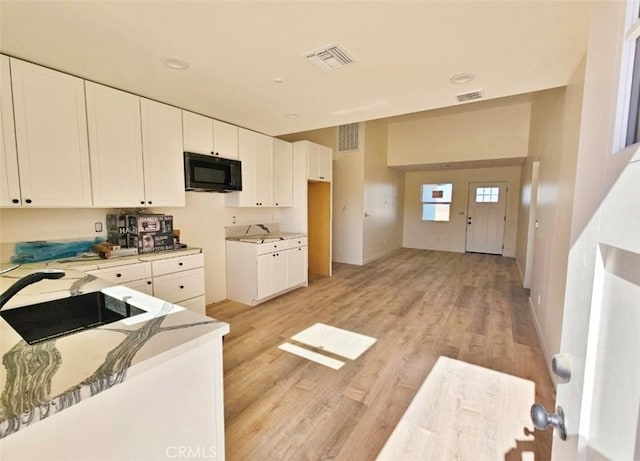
[0, 1, 590, 137]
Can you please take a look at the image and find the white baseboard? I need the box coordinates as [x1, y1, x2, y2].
[527, 296, 557, 389]
[362, 246, 400, 265]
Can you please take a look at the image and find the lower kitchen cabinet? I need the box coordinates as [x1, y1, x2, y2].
[226, 238, 307, 306]
[80, 252, 206, 315]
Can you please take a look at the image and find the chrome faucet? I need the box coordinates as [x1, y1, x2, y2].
[0, 269, 65, 309]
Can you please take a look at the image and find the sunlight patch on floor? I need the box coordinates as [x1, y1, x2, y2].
[377, 356, 537, 461]
[290, 323, 377, 360]
[279, 323, 376, 369]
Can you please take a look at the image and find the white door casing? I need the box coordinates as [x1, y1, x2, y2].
[548, 2, 640, 459]
[465, 182, 507, 255]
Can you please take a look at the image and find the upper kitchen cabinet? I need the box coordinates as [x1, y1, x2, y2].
[0, 55, 20, 207]
[305, 141, 332, 182]
[183, 111, 238, 160]
[86, 82, 145, 207]
[273, 139, 293, 207]
[213, 120, 239, 160]
[140, 99, 185, 207]
[9, 58, 92, 207]
[183, 111, 212, 155]
[226, 131, 293, 208]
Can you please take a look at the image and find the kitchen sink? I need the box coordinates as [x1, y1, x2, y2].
[0, 291, 146, 345]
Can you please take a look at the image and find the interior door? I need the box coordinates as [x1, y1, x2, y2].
[549, 154, 640, 460]
[465, 182, 507, 254]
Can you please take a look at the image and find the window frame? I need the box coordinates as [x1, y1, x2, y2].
[613, 0, 640, 151]
[420, 183, 453, 222]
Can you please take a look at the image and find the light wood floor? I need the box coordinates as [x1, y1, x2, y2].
[207, 248, 555, 461]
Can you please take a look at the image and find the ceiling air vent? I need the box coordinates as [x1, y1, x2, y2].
[456, 89, 484, 103]
[305, 44, 355, 72]
[338, 123, 359, 151]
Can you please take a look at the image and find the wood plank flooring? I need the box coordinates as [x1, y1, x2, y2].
[207, 248, 556, 461]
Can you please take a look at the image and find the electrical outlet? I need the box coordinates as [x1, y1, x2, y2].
[95, 222, 103, 233]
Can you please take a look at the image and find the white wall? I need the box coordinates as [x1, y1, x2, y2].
[387, 95, 532, 168]
[517, 75, 584, 364]
[363, 119, 404, 263]
[403, 166, 521, 257]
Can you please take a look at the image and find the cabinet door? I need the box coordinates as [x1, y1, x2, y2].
[86, 82, 145, 207]
[318, 144, 333, 181]
[0, 55, 21, 207]
[273, 139, 292, 207]
[273, 251, 289, 294]
[141, 99, 185, 207]
[256, 133, 274, 206]
[183, 111, 213, 155]
[256, 252, 275, 299]
[227, 128, 258, 207]
[288, 245, 307, 287]
[11, 58, 92, 207]
[212, 120, 238, 159]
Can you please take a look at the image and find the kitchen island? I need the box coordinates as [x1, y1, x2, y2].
[0, 260, 229, 460]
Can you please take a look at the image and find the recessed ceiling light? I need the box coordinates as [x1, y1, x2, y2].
[449, 73, 475, 84]
[273, 78, 283, 84]
[162, 57, 189, 70]
[286, 113, 300, 119]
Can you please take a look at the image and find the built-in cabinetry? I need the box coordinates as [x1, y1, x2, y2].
[226, 237, 307, 306]
[86, 82, 185, 208]
[6, 57, 92, 207]
[183, 110, 239, 160]
[305, 141, 333, 182]
[0, 55, 19, 208]
[85, 262, 154, 295]
[82, 252, 206, 315]
[225, 129, 292, 208]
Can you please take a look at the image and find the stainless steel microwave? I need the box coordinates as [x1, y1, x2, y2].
[184, 152, 242, 192]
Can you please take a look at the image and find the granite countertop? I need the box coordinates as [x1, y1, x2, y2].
[0, 252, 229, 440]
[225, 232, 307, 244]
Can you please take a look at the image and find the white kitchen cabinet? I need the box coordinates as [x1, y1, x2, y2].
[86, 82, 145, 207]
[149, 253, 206, 315]
[183, 111, 213, 155]
[305, 141, 332, 182]
[10, 58, 92, 207]
[256, 132, 274, 206]
[226, 128, 258, 207]
[183, 110, 238, 160]
[81, 252, 206, 315]
[0, 55, 20, 207]
[226, 238, 307, 306]
[273, 139, 293, 207]
[287, 238, 308, 287]
[213, 119, 239, 159]
[85, 262, 153, 294]
[226, 130, 293, 208]
[140, 98, 185, 207]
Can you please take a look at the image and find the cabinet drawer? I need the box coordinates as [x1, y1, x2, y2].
[256, 240, 289, 255]
[153, 268, 204, 303]
[288, 237, 307, 248]
[178, 295, 206, 315]
[151, 253, 204, 276]
[123, 278, 154, 295]
[87, 262, 152, 284]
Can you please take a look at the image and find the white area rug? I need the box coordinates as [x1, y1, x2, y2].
[376, 356, 536, 461]
[290, 323, 377, 360]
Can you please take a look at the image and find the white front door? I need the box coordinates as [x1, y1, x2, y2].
[465, 182, 507, 254]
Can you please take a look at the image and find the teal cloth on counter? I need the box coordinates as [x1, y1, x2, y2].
[11, 238, 105, 263]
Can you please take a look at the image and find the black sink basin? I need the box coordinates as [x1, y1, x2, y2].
[0, 292, 146, 345]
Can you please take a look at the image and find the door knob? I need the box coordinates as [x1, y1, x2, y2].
[530, 404, 567, 441]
